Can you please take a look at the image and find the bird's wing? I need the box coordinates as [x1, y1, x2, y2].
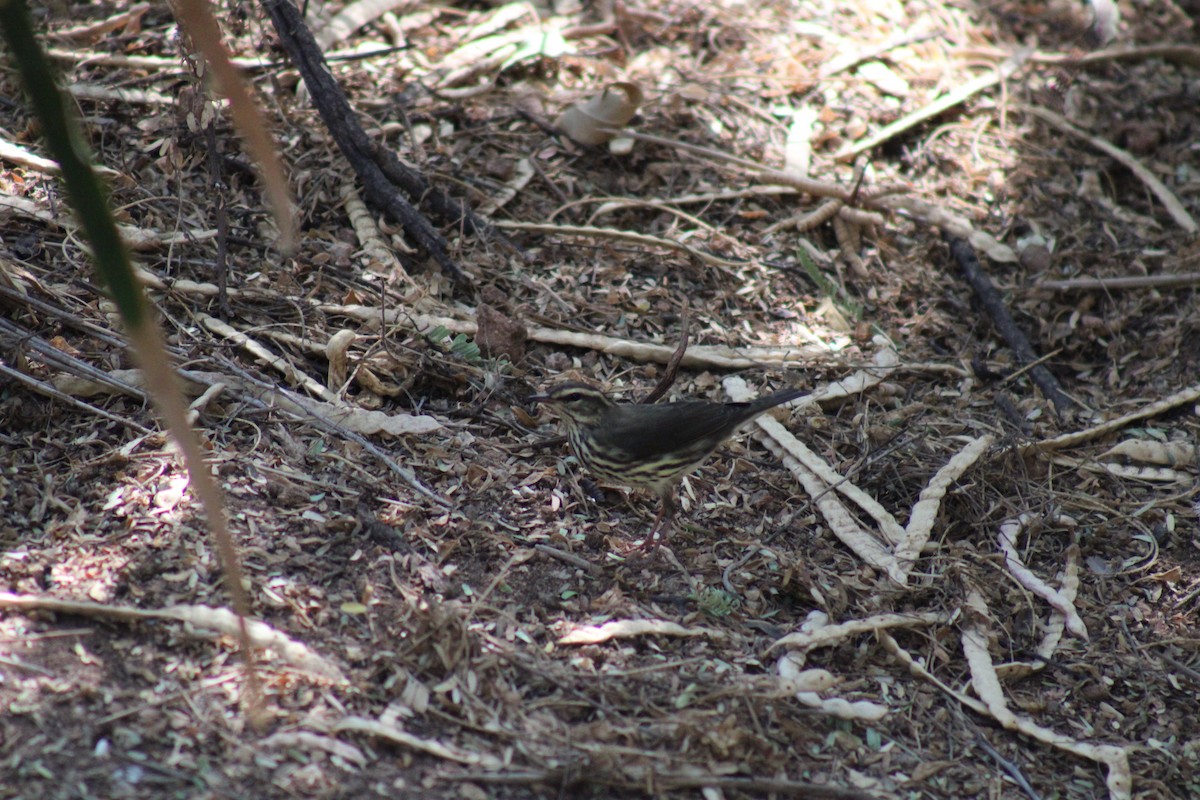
[588, 402, 754, 462]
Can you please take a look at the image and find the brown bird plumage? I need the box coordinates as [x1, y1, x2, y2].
[531, 381, 806, 549]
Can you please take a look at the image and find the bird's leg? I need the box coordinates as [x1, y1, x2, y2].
[638, 489, 677, 551]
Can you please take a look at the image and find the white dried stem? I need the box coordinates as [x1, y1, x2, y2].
[893, 434, 993, 581]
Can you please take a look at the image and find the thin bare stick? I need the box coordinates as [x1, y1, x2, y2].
[595, 128, 869, 201]
[834, 49, 1031, 161]
[1027, 382, 1200, 453]
[495, 220, 747, 268]
[641, 303, 690, 404]
[535, 544, 603, 576]
[1020, 104, 1197, 233]
[946, 236, 1074, 412]
[1036, 272, 1200, 292]
[0, 362, 153, 435]
[960, 43, 1200, 69]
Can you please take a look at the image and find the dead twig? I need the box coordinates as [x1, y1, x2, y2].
[973, 729, 1044, 800]
[535, 544, 603, 576]
[0, 361, 153, 435]
[1036, 272, 1200, 292]
[1019, 104, 1198, 234]
[259, 0, 512, 283]
[0, 593, 343, 681]
[1026, 382, 1200, 453]
[945, 236, 1074, 413]
[207, 355, 451, 507]
[640, 302, 690, 404]
[834, 48, 1032, 162]
[495, 220, 748, 268]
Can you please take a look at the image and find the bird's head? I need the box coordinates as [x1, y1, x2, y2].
[530, 382, 614, 428]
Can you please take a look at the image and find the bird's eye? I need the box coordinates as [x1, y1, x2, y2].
[561, 392, 585, 403]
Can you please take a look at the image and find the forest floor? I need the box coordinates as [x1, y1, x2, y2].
[2, 0, 1200, 798]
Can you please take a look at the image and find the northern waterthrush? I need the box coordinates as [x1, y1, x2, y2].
[531, 381, 806, 549]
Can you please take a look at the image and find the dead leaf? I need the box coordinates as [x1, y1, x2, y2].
[475, 303, 527, 361]
[555, 82, 644, 146]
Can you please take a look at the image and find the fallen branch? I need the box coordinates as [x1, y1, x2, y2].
[260, 0, 509, 282]
[495, 220, 748, 268]
[640, 303, 689, 404]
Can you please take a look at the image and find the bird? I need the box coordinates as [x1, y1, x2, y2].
[530, 381, 806, 550]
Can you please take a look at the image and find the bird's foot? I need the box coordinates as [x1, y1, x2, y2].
[635, 516, 673, 553]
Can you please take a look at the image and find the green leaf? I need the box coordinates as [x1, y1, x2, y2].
[449, 333, 482, 363]
[501, 29, 570, 71]
[795, 246, 862, 322]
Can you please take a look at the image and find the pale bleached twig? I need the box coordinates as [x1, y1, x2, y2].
[0, 137, 65, 173]
[778, 654, 888, 720]
[724, 369, 908, 582]
[1, 361, 153, 435]
[834, 49, 1032, 162]
[771, 609, 947, 652]
[959, 591, 1132, 800]
[69, 82, 174, 106]
[997, 543, 1081, 680]
[892, 435, 993, 581]
[341, 180, 417, 283]
[313, 0, 417, 49]
[878, 194, 1018, 262]
[595, 127, 910, 209]
[996, 514, 1088, 639]
[960, 43, 1200, 69]
[328, 305, 844, 369]
[1020, 104, 1197, 234]
[196, 312, 337, 403]
[494, 220, 747, 268]
[0, 593, 344, 681]
[52, 2, 150, 40]
[559, 619, 725, 645]
[1036, 272, 1200, 291]
[1027, 382, 1200, 452]
[333, 716, 502, 767]
[0, 194, 215, 250]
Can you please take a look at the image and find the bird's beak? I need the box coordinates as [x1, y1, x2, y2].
[528, 393, 550, 404]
